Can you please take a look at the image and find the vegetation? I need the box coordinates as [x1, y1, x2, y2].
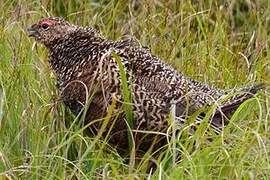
[0, 0, 270, 179]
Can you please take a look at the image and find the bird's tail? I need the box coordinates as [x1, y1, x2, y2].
[209, 83, 265, 134]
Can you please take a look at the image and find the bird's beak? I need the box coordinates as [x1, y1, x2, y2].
[27, 26, 38, 37]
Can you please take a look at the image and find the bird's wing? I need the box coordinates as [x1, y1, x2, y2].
[115, 46, 226, 112]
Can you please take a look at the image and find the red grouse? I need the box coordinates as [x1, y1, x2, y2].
[28, 17, 264, 152]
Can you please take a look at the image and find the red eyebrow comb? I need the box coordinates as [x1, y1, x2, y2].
[39, 19, 55, 26]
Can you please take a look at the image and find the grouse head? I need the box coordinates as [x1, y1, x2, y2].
[27, 17, 76, 46]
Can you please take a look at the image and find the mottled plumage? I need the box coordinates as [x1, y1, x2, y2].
[28, 17, 264, 152]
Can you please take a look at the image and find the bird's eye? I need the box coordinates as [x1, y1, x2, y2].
[41, 23, 49, 30]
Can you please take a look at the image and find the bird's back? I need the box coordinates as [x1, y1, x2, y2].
[109, 42, 264, 133]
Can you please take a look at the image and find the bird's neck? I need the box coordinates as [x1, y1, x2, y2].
[46, 30, 106, 89]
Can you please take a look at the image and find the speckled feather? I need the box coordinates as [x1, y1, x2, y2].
[28, 17, 264, 150]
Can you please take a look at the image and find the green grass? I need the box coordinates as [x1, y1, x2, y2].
[0, 0, 270, 179]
